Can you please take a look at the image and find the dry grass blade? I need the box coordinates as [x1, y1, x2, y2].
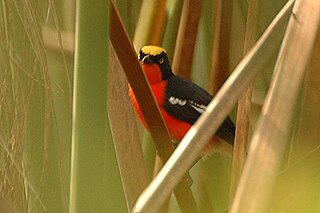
[0, 0, 53, 211]
[231, 0, 320, 212]
[132, 0, 293, 211]
[229, 0, 260, 204]
[107, 44, 149, 210]
[209, 0, 233, 93]
[42, 27, 75, 55]
[162, 0, 184, 61]
[172, 0, 203, 79]
[288, 31, 320, 163]
[46, 0, 72, 102]
[110, 1, 198, 212]
[133, 0, 167, 51]
[148, 0, 167, 45]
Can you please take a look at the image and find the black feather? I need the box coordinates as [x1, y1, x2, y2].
[163, 76, 235, 145]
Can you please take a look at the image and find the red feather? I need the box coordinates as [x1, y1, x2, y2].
[129, 78, 191, 141]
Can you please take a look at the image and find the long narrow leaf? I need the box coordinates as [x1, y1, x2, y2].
[288, 32, 320, 163]
[209, 0, 233, 93]
[69, 0, 126, 212]
[172, 0, 203, 79]
[162, 0, 184, 61]
[229, 0, 260, 204]
[133, 0, 167, 51]
[107, 44, 149, 210]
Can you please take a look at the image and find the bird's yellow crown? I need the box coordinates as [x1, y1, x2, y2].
[141, 45, 166, 56]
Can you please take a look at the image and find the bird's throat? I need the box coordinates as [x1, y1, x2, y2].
[142, 64, 163, 84]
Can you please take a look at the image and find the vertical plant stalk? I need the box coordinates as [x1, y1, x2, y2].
[287, 32, 320, 164]
[198, 172, 214, 213]
[229, 0, 260, 205]
[231, 0, 320, 212]
[162, 0, 184, 61]
[42, 27, 75, 55]
[47, 0, 73, 104]
[110, 2, 198, 212]
[69, 0, 126, 212]
[148, 0, 167, 45]
[172, 0, 203, 79]
[133, 0, 167, 51]
[152, 156, 171, 213]
[209, 0, 233, 94]
[152, 155, 164, 178]
[108, 44, 150, 210]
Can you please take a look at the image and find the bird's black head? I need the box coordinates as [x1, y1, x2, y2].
[138, 46, 173, 82]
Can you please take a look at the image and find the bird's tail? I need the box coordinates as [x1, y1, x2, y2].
[216, 116, 235, 146]
[201, 116, 235, 158]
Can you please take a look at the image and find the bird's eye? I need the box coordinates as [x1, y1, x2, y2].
[138, 53, 141, 60]
[159, 57, 164, 64]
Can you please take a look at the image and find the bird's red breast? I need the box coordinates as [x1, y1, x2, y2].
[141, 64, 162, 84]
[128, 70, 192, 141]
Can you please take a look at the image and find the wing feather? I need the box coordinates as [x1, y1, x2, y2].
[163, 76, 235, 144]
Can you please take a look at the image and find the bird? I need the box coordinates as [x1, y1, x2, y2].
[129, 45, 235, 156]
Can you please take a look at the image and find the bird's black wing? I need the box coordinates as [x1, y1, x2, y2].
[163, 76, 235, 145]
[163, 76, 211, 124]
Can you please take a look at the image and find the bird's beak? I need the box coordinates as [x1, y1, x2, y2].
[141, 55, 153, 64]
